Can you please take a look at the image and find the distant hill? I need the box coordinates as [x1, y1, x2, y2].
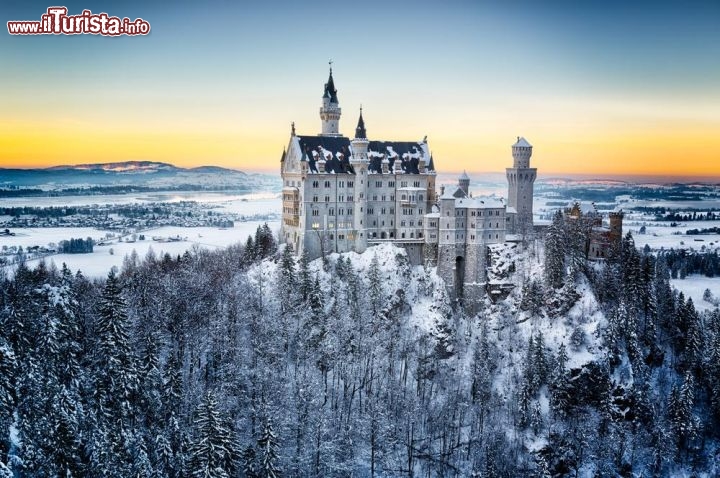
[0, 161, 275, 193]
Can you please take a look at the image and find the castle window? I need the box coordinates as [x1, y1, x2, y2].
[312, 210, 319, 217]
[376, 181, 382, 187]
[401, 194, 407, 201]
[390, 220, 393, 226]
[348, 195, 353, 201]
[419, 209, 423, 215]
[390, 195, 395, 201]
[348, 181, 354, 187]
[324, 181, 331, 188]
[373, 220, 377, 226]
[419, 220, 422, 226]
[471, 235, 475, 240]
[373, 232, 377, 238]
[496, 234, 499, 239]
[471, 223, 475, 228]
[339, 208, 344, 215]
[388, 181, 395, 187]
[413, 181, 420, 187]
[390, 232, 394, 238]
[330, 234, 334, 239]
[312, 222, 320, 229]
[401, 181, 408, 187]
[381, 208, 386, 214]
[339, 181, 344, 187]
[401, 221, 406, 227]
[312, 181, 319, 188]
[419, 232, 423, 238]
[496, 222, 499, 228]
[313, 196, 318, 202]
[419, 195, 424, 201]
[325, 196, 330, 202]
[410, 232, 414, 238]
[338, 234, 344, 240]
[410, 221, 414, 227]
[479, 211, 483, 216]
[401, 233, 406, 238]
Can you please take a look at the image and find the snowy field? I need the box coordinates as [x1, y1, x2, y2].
[671, 275, 720, 312]
[7, 220, 279, 278]
[1, 190, 281, 279]
[1, 192, 281, 216]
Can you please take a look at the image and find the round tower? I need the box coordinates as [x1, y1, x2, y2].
[506, 136, 537, 235]
[512, 136, 532, 168]
[319, 67, 342, 137]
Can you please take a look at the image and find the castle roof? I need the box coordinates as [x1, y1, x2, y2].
[513, 136, 532, 148]
[459, 170, 470, 181]
[296, 134, 434, 174]
[456, 197, 505, 209]
[355, 108, 366, 139]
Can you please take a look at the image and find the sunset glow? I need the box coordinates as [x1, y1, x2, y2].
[1, 0, 718, 178]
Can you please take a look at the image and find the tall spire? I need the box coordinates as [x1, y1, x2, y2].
[323, 63, 338, 104]
[355, 106, 366, 139]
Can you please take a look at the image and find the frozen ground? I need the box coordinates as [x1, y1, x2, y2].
[671, 275, 720, 313]
[2, 221, 279, 278]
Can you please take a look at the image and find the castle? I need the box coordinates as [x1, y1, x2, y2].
[280, 68, 537, 304]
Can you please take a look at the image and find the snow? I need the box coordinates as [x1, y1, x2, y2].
[671, 274, 720, 312]
[6, 220, 279, 278]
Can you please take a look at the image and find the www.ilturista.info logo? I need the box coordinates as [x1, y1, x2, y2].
[7, 7, 150, 36]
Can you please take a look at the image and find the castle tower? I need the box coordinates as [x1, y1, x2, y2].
[319, 67, 342, 137]
[350, 108, 369, 253]
[437, 189, 458, 300]
[609, 211, 624, 243]
[506, 136, 537, 235]
[458, 171, 470, 197]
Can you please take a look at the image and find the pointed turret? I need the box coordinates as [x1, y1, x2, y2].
[355, 107, 367, 139]
[319, 65, 342, 136]
[323, 68, 339, 104]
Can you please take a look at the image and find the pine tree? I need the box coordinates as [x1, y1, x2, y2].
[668, 373, 699, 453]
[257, 418, 281, 478]
[298, 251, 312, 301]
[242, 446, 259, 478]
[0, 337, 16, 460]
[544, 211, 566, 289]
[368, 253, 383, 318]
[90, 270, 139, 476]
[277, 244, 297, 312]
[188, 391, 237, 478]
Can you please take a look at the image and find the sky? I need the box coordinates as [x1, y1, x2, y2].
[0, 0, 718, 178]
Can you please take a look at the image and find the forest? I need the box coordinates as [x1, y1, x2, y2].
[1, 218, 719, 477]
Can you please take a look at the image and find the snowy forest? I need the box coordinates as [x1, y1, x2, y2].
[1, 216, 720, 477]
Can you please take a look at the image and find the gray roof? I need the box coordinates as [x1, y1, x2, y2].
[513, 136, 532, 148]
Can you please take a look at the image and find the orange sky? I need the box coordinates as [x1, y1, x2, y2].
[1, 1, 719, 178]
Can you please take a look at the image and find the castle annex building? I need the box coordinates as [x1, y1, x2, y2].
[280, 68, 537, 302]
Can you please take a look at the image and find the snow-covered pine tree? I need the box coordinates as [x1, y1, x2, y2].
[277, 244, 297, 312]
[368, 253, 383, 319]
[89, 270, 140, 476]
[544, 211, 566, 289]
[188, 391, 237, 478]
[257, 418, 281, 478]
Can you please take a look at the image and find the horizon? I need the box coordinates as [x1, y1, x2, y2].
[3, 159, 720, 185]
[1, 1, 719, 177]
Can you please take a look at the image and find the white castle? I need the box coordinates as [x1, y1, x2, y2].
[280, 68, 537, 305]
